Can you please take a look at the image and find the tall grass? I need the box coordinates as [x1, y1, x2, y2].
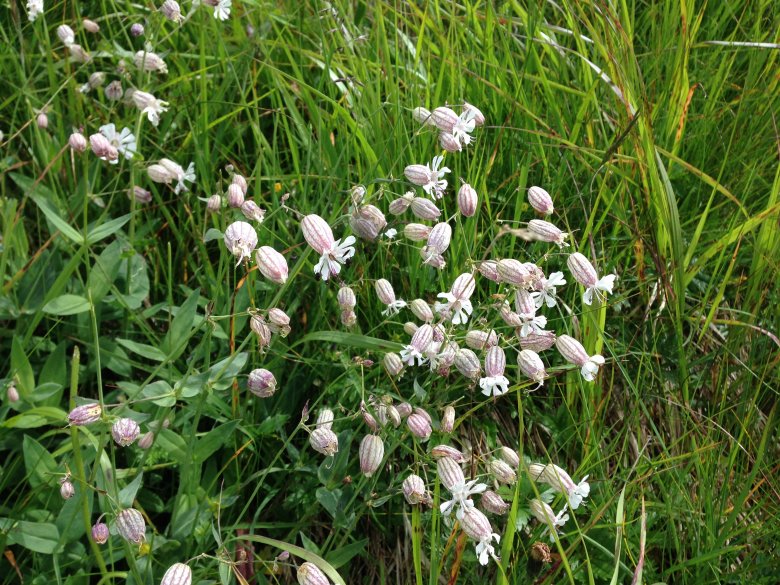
[1, 1, 778, 583]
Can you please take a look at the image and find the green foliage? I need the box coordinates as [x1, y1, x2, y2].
[1, 1, 778, 584]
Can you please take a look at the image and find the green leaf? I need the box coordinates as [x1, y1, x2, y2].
[116, 338, 167, 362]
[296, 331, 404, 352]
[18, 173, 83, 244]
[88, 240, 122, 303]
[2, 407, 67, 429]
[326, 538, 368, 569]
[115, 252, 150, 309]
[0, 519, 61, 554]
[193, 421, 239, 462]
[22, 435, 58, 488]
[203, 228, 224, 243]
[315, 487, 341, 519]
[162, 291, 200, 359]
[119, 473, 144, 508]
[208, 352, 248, 390]
[156, 429, 188, 464]
[42, 294, 91, 316]
[142, 380, 176, 407]
[11, 336, 35, 398]
[86, 214, 131, 244]
[57, 489, 92, 543]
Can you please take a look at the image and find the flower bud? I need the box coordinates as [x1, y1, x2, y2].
[68, 403, 102, 425]
[240, 201, 265, 224]
[528, 219, 569, 247]
[431, 445, 465, 462]
[403, 474, 430, 505]
[250, 315, 272, 348]
[464, 330, 498, 350]
[431, 106, 459, 133]
[248, 368, 276, 397]
[457, 183, 478, 217]
[412, 107, 433, 125]
[374, 279, 397, 305]
[309, 427, 338, 456]
[138, 431, 154, 449]
[515, 289, 536, 316]
[254, 246, 288, 284]
[103, 80, 120, 101]
[407, 413, 432, 440]
[60, 479, 75, 499]
[161, 563, 192, 585]
[160, 0, 183, 22]
[206, 194, 222, 212]
[340, 310, 357, 326]
[497, 259, 532, 286]
[404, 164, 431, 186]
[350, 205, 386, 241]
[130, 23, 145, 36]
[410, 197, 441, 220]
[69, 132, 87, 152]
[396, 402, 412, 418]
[454, 348, 481, 379]
[89, 134, 118, 161]
[440, 406, 455, 433]
[426, 222, 452, 254]
[517, 349, 546, 385]
[439, 132, 462, 153]
[460, 507, 494, 544]
[464, 102, 485, 126]
[134, 50, 168, 74]
[499, 446, 520, 469]
[403, 321, 419, 336]
[112, 418, 140, 446]
[7, 384, 20, 403]
[68, 44, 92, 63]
[528, 186, 554, 215]
[225, 183, 244, 208]
[359, 435, 384, 477]
[451, 273, 476, 300]
[82, 19, 101, 33]
[128, 186, 152, 204]
[484, 345, 506, 378]
[490, 459, 517, 484]
[389, 195, 413, 215]
[147, 163, 176, 184]
[481, 490, 510, 515]
[408, 299, 433, 323]
[301, 214, 336, 254]
[267, 308, 291, 336]
[404, 223, 432, 241]
[519, 330, 556, 352]
[436, 457, 464, 490]
[57, 24, 75, 46]
[92, 522, 109, 544]
[116, 508, 145, 544]
[566, 253, 598, 288]
[555, 335, 589, 366]
[316, 408, 334, 430]
[477, 260, 500, 282]
[498, 303, 523, 327]
[360, 402, 379, 431]
[337, 286, 356, 310]
[36, 112, 49, 129]
[297, 561, 330, 585]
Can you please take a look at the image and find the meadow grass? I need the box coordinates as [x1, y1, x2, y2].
[1, 1, 778, 583]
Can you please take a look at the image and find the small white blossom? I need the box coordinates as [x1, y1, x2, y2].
[532, 271, 566, 309]
[27, 0, 44, 21]
[383, 228, 397, 239]
[452, 109, 476, 146]
[478, 374, 510, 397]
[99, 124, 137, 164]
[211, 0, 231, 20]
[517, 312, 547, 338]
[381, 299, 407, 317]
[475, 533, 501, 566]
[132, 91, 169, 127]
[313, 236, 356, 281]
[434, 292, 473, 325]
[581, 354, 605, 381]
[440, 478, 487, 520]
[423, 155, 450, 199]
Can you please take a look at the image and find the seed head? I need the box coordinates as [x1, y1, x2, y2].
[112, 418, 140, 446]
[116, 508, 146, 544]
[92, 522, 109, 544]
[68, 403, 102, 425]
[254, 246, 288, 284]
[528, 186, 554, 215]
[161, 563, 192, 585]
[457, 183, 478, 217]
[297, 561, 330, 585]
[309, 427, 338, 457]
[248, 368, 276, 397]
[359, 435, 384, 477]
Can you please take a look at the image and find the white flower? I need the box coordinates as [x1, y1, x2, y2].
[452, 109, 476, 146]
[475, 533, 501, 566]
[569, 476, 590, 510]
[434, 292, 473, 325]
[440, 479, 487, 520]
[313, 236, 356, 281]
[99, 124, 137, 164]
[517, 312, 547, 338]
[381, 299, 407, 317]
[27, 0, 44, 21]
[132, 91, 169, 127]
[399, 345, 426, 367]
[478, 374, 510, 397]
[178, 162, 196, 194]
[581, 354, 605, 381]
[383, 228, 397, 239]
[583, 274, 617, 306]
[532, 271, 566, 309]
[213, 0, 231, 20]
[423, 155, 450, 199]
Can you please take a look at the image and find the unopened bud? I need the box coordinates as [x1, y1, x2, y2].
[116, 508, 145, 544]
[68, 403, 102, 425]
[410, 197, 441, 220]
[37, 112, 49, 129]
[134, 50, 168, 74]
[138, 431, 154, 449]
[226, 183, 245, 208]
[309, 427, 338, 456]
[248, 368, 276, 397]
[407, 413, 432, 440]
[69, 132, 87, 152]
[481, 490, 510, 515]
[490, 459, 517, 484]
[396, 402, 412, 418]
[7, 384, 20, 403]
[161, 563, 192, 585]
[111, 418, 140, 446]
[440, 406, 455, 433]
[130, 23, 145, 36]
[528, 186, 554, 215]
[105, 80, 123, 101]
[359, 435, 384, 477]
[92, 522, 109, 544]
[457, 183, 478, 217]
